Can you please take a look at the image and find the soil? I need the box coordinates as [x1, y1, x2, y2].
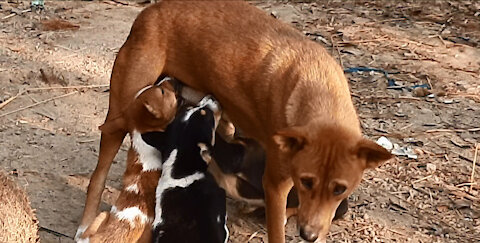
[0, 0, 479, 242]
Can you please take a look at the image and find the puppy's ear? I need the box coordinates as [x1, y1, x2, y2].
[143, 99, 164, 120]
[356, 138, 392, 169]
[99, 116, 127, 134]
[273, 127, 306, 153]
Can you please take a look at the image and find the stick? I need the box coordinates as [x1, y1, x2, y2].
[470, 144, 478, 193]
[426, 128, 480, 133]
[330, 35, 343, 68]
[338, 37, 388, 45]
[26, 84, 109, 92]
[0, 90, 26, 110]
[412, 175, 432, 184]
[2, 9, 31, 20]
[0, 91, 78, 118]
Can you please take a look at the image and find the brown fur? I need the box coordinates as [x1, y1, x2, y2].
[0, 172, 39, 243]
[80, 1, 392, 242]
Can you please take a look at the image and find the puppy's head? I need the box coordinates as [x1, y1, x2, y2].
[273, 123, 392, 242]
[181, 95, 221, 149]
[99, 82, 177, 134]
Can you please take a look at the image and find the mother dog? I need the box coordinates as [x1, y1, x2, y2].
[80, 1, 392, 242]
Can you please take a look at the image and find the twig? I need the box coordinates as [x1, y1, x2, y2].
[330, 35, 343, 68]
[363, 18, 407, 26]
[412, 175, 432, 184]
[426, 128, 480, 133]
[26, 84, 109, 92]
[426, 76, 433, 89]
[0, 85, 106, 111]
[247, 231, 260, 241]
[386, 228, 407, 237]
[39, 226, 74, 239]
[0, 90, 26, 110]
[0, 91, 78, 118]
[111, 0, 129, 5]
[470, 144, 478, 193]
[338, 36, 388, 45]
[2, 9, 31, 20]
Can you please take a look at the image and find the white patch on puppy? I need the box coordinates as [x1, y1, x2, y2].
[111, 206, 152, 227]
[131, 130, 162, 171]
[125, 183, 139, 194]
[153, 149, 205, 227]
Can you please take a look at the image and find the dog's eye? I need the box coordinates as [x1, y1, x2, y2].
[300, 177, 314, 190]
[160, 88, 165, 95]
[333, 184, 347, 196]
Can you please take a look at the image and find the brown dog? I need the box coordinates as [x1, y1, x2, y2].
[79, 1, 392, 242]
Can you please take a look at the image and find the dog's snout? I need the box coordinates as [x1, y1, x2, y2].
[299, 226, 318, 242]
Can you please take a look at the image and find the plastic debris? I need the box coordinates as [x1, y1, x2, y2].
[376, 136, 393, 150]
[31, 0, 44, 9]
[391, 144, 418, 159]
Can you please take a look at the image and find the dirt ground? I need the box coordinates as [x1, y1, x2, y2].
[0, 0, 479, 242]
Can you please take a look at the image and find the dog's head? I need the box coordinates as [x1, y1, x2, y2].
[273, 123, 392, 242]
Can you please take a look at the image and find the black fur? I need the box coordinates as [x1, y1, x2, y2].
[143, 101, 228, 243]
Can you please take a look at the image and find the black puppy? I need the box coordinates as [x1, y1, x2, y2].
[142, 96, 228, 243]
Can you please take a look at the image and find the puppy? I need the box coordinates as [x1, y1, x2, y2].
[142, 96, 228, 243]
[76, 80, 176, 243]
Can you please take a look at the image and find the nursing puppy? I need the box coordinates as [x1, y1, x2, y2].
[142, 96, 228, 243]
[77, 81, 177, 243]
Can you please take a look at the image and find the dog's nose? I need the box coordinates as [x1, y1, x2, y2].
[299, 227, 318, 242]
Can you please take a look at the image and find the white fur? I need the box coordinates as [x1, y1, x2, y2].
[223, 215, 229, 243]
[76, 237, 90, 243]
[183, 96, 219, 121]
[74, 225, 88, 242]
[153, 149, 205, 227]
[111, 206, 152, 227]
[131, 130, 162, 171]
[125, 183, 139, 194]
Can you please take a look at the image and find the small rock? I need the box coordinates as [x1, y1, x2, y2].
[413, 87, 429, 97]
[443, 99, 454, 104]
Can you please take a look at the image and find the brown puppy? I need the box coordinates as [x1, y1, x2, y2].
[79, 1, 392, 242]
[76, 81, 177, 242]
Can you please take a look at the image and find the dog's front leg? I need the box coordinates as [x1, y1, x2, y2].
[78, 130, 127, 238]
[263, 154, 293, 243]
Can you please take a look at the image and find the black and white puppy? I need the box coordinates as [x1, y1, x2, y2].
[142, 96, 228, 243]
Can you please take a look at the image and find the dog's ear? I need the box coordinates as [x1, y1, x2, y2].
[99, 116, 127, 134]
[273, 127, 306, 153]
[356, 138, 392, 169]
